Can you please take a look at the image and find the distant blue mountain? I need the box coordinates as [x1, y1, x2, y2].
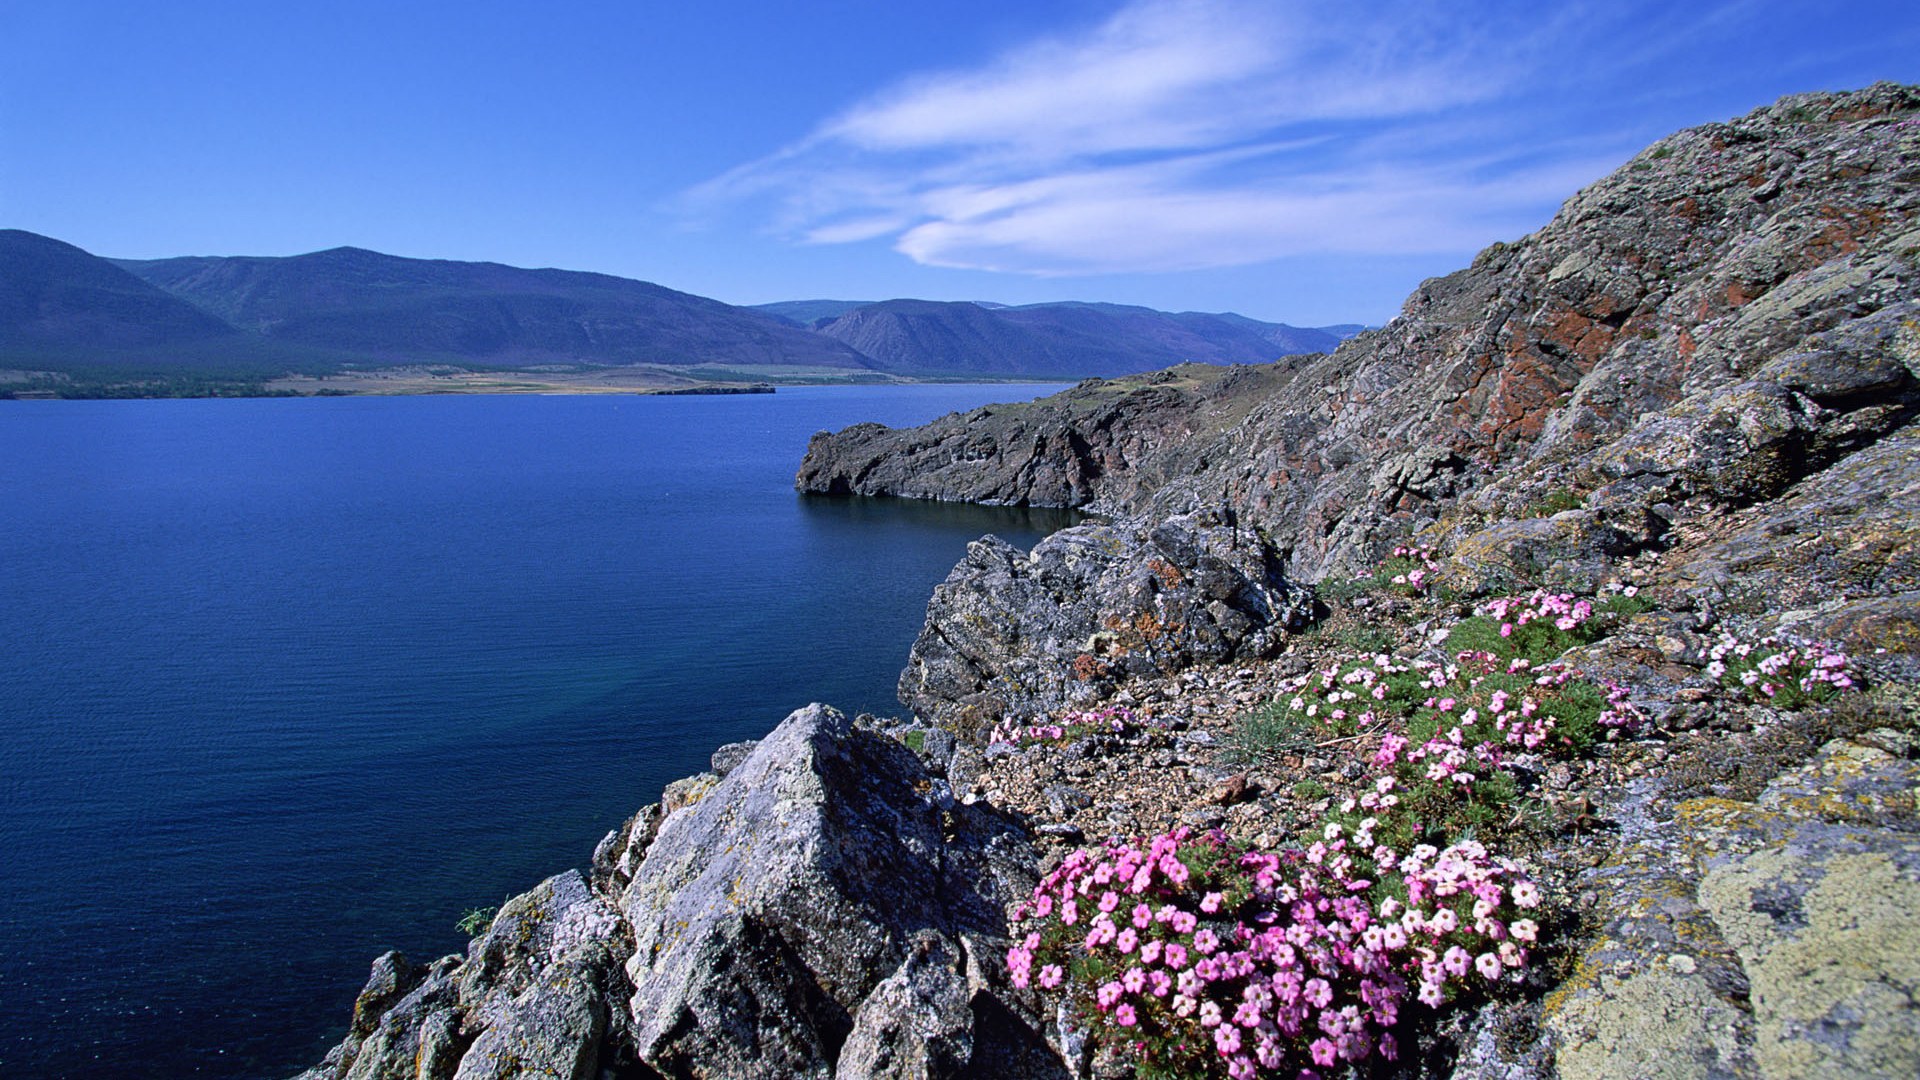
[0, 230, 238, 359]
[4, 229, 1357, 386]
[806, 298, 1341, 378]
[117, 247, 874, 370]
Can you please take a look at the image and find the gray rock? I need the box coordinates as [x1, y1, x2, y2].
[660, 772, 720, 813]
[299, 949, 464, 1076]
[1043, 784, 1091, 818]
[834, 931, 973, 1080]
[621, 703, 1040, 1079]
[1544, 740, 1920, 1080]
[451, 962, 607, 1080]
[900, 511, 1310, 728]
[710, 740, 759, 778]
[590, 802, 663, 897]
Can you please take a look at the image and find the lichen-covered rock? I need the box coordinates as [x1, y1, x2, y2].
[457, 870, 627, 1038]
[590, 802, 663, 897]
[1544, 740, 1920, 1080]
[451, 962, 607, 1080]
[1691, 741, 1920, 1080]
[621, 703, 1040, 1079]
[900, 510, 1311, 729]
[294, 954, 464, 1080]
[709, 740, 759, 778]
[834, 931, 974, 1080]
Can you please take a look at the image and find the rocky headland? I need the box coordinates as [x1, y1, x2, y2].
[297, 86, 1919, 1079]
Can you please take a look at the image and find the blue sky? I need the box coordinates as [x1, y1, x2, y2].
[4, 1, 1916, 325]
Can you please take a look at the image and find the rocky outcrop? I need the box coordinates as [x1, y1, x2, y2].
[1543, 735, 1920, 1080]
[797, 362, 1301, 509]
[296, 705, 1050, 1080]
[294, 870, 627, 1080]
[621, 703, 1040, 1078]
[801, 84, 1920, 586]
[900, 510, 1312, 730]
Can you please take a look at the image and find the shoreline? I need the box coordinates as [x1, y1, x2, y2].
[1, 367, 1077, 400]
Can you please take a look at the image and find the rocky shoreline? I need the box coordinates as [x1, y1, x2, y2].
[295, 86, 1919, 1079]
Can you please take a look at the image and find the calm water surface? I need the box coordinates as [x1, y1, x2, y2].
[0, 386, 1074, 1079]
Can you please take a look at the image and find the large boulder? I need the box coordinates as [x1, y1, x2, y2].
[899, 510, 1311, 731]
[620, 703, 1041, 1079]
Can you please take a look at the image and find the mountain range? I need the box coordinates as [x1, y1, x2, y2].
[0, 229, 1353, 392]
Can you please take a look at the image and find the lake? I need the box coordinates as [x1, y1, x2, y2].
[0, 386, 1074, 1079]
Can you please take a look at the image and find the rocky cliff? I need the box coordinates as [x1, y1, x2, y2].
[800, 83, 1920, 580]
[300, 86, 1920, 1080]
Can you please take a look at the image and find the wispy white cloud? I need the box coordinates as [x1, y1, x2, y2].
[684, 0, 1636, 276]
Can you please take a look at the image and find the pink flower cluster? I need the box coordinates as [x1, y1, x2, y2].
[1009, 827, 1539, 1078]
[1706, 632, 1857, 703]
[990, 705, 1136, 746]
[1483, 590, 1596, 639]
[1385, 545, 1440, 594]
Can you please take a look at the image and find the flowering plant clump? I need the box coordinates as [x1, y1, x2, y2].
[1233, 636, 1646, 842]
[1443, 583, 1647, 665]
[1706, 632, 1858, 707]
[1009, 827, 1541, 1079]
[992, 705, 1137, 746]
[1377, 545, 1442, 595]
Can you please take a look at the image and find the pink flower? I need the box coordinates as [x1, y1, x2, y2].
[1304, 978, 1333, 1009]
[1201, 891, 1224, 913]
[1096, 981, 1123, 1008]
[1215, 1025, 1242, 1055]
[1114, 1003, 1137, 1027]
[1310, 1037, 1338, 1067]
[1116, 928, 1138, 953]
[1038, 964, 1063, 989]
[1476, 952, 1503, 979]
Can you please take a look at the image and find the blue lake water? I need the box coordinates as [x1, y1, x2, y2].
[0, 386, 1074, 1079]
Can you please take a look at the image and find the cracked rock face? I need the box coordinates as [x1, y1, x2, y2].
[899, 510, 1312, 730]
[620, 703, 1042, 1079]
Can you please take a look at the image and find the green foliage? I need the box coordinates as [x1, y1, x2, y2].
[1314, 574, 1374, 602]
[1522, 488, 1584, 518]
[456, 906, 497, 937]
[1228, 700, 1329, 762]
[900, 729, 927, 753]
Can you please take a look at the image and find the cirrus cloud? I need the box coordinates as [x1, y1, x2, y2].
[684, 0, 1728, 276]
